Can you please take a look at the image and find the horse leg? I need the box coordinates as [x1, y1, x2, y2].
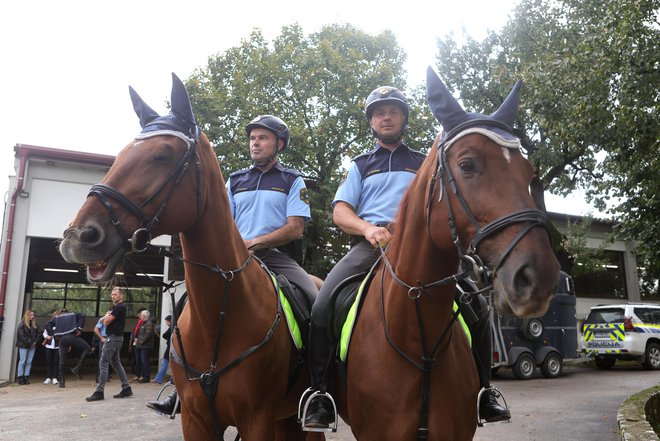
[179, 409, 226, 441]
[275, 415, 326, 441]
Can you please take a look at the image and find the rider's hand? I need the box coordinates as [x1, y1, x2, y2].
[364, 225, 392, 249]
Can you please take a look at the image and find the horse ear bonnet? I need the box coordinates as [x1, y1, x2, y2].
[426, 66, 522, 150]
[130, 73, 199, 142]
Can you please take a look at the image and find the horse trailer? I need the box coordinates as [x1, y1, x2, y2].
[490, 271, 578, 380]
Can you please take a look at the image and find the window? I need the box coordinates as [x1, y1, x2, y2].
[584, 308, 625, 324]
[573, 251, 627, 299]
[31, 282, 159, 319]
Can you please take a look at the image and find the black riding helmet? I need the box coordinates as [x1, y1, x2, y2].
[365, 86, 409, 124]
[365, 86, 409, 142]
[245, 114, 290, 152]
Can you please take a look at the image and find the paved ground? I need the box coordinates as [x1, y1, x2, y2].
[0, 375, 354, 441]
[1, 362, 658, 440]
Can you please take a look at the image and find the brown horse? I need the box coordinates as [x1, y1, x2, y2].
[59, 74, 323, 441]
[336, 68, 560, 440]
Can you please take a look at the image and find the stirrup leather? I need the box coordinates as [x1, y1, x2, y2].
[477, 386, 511, 427]
[298, 387, 338, 433]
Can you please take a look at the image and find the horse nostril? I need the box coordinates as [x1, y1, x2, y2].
[513, 264, 534, 294]
[79, 225, 102, 244]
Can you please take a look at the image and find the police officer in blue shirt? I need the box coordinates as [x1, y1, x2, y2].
[226, 115, 319, 298]
[302, 86, 426, 430]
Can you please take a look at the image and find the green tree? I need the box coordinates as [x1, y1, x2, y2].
[185, 23, 432, 276]
[433, 0, 659, 287]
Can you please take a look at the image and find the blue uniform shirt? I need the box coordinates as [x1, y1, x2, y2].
[333, 143, 426, 225]
[95, 318, 107, 337]
[227, 162, 311, 240]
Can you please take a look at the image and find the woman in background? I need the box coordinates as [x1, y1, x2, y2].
[15, 309, 40, 385]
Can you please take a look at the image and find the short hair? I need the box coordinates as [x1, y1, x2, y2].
[141, 310, 151, 320]
[164, 315, 172, 322]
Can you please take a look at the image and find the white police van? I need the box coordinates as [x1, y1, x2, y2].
[581, 303, 660, 370]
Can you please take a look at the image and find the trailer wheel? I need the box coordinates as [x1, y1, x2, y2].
[522, 318, 543, 340]
[512, 352, 535, 380]
[540, 352, 563, 378]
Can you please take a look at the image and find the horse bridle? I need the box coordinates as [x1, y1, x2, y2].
[87, 122, 202, 253]
[426, 138, 552, 287]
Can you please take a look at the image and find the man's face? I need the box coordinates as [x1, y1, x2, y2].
[111, 288, 124, 304]
[249, 128, 280, 165]
[369, 104, 405, 140]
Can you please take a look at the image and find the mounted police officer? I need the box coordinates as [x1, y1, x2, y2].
[302, 86, 426, 430]
[301, 86, 511, 431]
[226, 114, 319, 297]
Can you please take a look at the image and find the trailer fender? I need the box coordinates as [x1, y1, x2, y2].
[535, 346, 560, 364]
[507, 347, 535, 367]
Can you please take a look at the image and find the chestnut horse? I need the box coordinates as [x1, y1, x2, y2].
[337, 68, 560, 440]
[59, 74, 323, 441]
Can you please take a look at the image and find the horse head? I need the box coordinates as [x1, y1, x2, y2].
[59, 74, 215, 284]
[425, 67, 560, 317]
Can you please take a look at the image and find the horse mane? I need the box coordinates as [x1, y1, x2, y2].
[387, 136, 441, 257]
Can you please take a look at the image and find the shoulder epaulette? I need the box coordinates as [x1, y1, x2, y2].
[229, 168, 251, 178]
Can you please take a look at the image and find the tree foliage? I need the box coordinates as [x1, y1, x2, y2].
[185, 24, 437, 276]
[433, 0, 659, 286]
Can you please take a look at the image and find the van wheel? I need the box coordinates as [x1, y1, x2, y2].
[522, 318, 543, 340]
[594, 357, 615, 370]
[643, 342, 660, 370]
[512, 353, 535, 380]
[540, 352, 563, 378]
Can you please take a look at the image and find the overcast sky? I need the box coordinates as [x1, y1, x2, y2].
[0, 0, 596, 219]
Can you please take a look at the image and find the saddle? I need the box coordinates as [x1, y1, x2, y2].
[273, 274, 314, 349]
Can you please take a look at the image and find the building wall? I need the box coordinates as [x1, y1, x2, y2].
[0, 147, 171, 381]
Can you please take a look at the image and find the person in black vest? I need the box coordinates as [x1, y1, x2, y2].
[45, 308, 90, 387]
[86, 286, 132, 401]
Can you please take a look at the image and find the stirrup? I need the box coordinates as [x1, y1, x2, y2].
[153, 380, 179, 420]
[298, 387, 338, 433]
[477, 386, 511, 427]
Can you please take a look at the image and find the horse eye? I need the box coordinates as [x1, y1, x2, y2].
[458, 160, 475, 173]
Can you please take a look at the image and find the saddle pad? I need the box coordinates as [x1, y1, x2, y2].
[270, 274, 304, 350]
[338, 273, 472, 362]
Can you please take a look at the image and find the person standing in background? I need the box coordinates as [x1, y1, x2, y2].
[42, 309, 60, 385]
[129, 306, 146, 381]
[15, 309, 40, 385]
[86, 286, 132, 402]
[135, 310, 154, 383]
[152, 315, 171, 384]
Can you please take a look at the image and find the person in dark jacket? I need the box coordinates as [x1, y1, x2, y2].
[45, 308, 90, 387]
[135, 310, 154, 383]
[15, 309, 40, 385]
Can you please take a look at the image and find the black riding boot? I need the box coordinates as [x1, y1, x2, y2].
[147, 390, 180, 415]
[469, 297, 511, 424]
[71, 349, 89, 380]
[303, 325, 336, 430]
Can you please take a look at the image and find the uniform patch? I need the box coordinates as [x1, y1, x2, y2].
[300, 188, 310, 205]
[340, 170, 349, 185]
